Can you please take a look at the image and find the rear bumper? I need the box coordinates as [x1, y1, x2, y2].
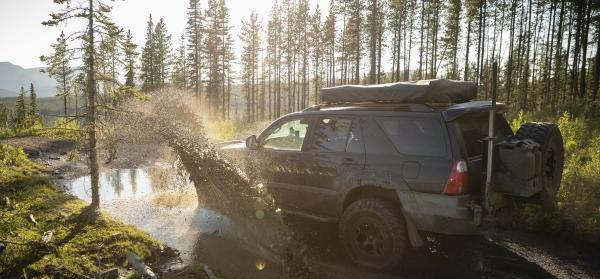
[398, 192, 485, 235]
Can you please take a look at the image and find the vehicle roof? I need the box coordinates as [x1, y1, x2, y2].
[295, 100, 507, 121]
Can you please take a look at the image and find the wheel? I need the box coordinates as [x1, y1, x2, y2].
[515, 122, 565, 204]
[339, 199, 408, 270]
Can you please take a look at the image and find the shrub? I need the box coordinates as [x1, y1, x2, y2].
[0, 144, 39, 183]
[41, 117, 84, 141]
[0, 123, 43, 139]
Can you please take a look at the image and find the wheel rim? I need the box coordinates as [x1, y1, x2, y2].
[349, 215, 391, 260]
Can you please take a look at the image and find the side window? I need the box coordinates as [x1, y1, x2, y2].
[308, 117, 353, 152]
[377, 117, 446, 157]
[262, 118, 309, 151]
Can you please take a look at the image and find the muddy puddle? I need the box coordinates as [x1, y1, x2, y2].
[61, 166, 286, 278]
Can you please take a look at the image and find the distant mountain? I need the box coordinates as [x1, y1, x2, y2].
[0, 88, 16, 96]
[0, 62, 57, 98]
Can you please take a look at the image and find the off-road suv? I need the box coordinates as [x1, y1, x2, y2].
[221, 79, 564, 270]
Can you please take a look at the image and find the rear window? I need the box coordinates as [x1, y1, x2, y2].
[457, 112, 513, 157]
[376, 117, 446, 157]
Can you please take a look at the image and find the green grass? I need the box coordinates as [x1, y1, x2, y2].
[0, 144, 168, 278]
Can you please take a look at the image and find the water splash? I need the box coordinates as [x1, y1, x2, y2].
[107, 90, 314, 278]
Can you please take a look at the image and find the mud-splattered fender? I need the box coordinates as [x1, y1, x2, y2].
[337, 170, 424, 248]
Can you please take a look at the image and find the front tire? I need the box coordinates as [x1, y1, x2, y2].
[339, 199, 408, 270]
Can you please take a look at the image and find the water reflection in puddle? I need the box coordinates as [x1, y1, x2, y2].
[63, 167, 233, 263]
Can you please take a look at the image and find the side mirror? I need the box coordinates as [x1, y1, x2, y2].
[246, 135, 259, 149]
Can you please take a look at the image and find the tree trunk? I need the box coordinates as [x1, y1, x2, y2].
[464, 18, 471, 81]
[552, 0, 565, 111]
[578, 0, 592, 101]
[592, 33, 600, 104]
[87, 0, 100, 209]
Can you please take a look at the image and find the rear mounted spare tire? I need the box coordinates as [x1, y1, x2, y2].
[515, 123, 565, 204]
[339, 199, 408, 270]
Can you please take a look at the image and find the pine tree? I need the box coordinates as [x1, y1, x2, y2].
[14, 87, 28, 129]
[0, 102, 8, 130]
[267, 1, 284, 117]
[122, 30, 138, 87]
[205, 0, 229, 115]
[442, 0, 461, 79]
[28, 83, 42, 125]
[366, 0, 385, 84]
[41, 31, 73, 117]
[205, 0, 217, 111]
[323, 0, 336, 87]
[29, 83, 39, 119]
[240, 11, 261, 122]
[282, 0, 297, 112]
[186, 0, 204, 101]
[153, 18, 172, 89]
[297, 0, 310, 109]
[346, 0, 364, 83]
[218, 0, 234, 119]
[73, 73, 86, 120]
[311, 5, 324, 104]
[140, 14, 156, 91]
[98, 23, 122, 103]
[172, 34, 188, 90]
[44, 0, 122, 209]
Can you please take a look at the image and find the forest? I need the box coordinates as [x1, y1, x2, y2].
[18, 0, 596, 124]
[0, 0, 600, 278]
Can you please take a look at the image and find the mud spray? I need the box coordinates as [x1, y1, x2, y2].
[108, 90, 313, 278]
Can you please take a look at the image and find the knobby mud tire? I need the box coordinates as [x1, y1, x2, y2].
[339, 199, 408, 270]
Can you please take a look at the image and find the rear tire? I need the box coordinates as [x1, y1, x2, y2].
[339, 199, 408, 270]
[515, 123, 564, 204]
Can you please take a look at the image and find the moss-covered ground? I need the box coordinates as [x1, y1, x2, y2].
[0, 144, 169, 278]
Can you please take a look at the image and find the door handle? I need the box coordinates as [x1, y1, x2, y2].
[342, 158, 354, 165]
[288, 155, 299, 162]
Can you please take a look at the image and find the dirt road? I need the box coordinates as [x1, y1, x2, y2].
[286, 216, 600, 279]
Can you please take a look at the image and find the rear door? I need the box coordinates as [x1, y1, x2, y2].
[296, 116, 366, 216]
[451, 112, 513, 194]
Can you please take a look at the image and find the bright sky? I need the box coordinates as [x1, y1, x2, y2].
[0, 0, 329, 69]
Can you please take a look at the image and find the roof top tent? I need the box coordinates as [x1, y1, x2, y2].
[320, 79, 478, 105]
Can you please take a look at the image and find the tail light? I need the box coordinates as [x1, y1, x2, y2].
[443, 160, 469, 195]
